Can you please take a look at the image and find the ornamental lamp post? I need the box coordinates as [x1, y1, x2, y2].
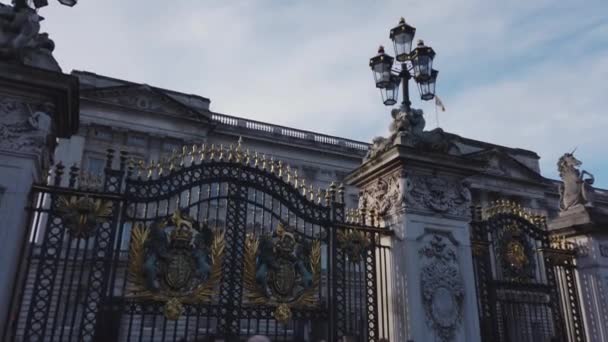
[369, 17, 438, 112]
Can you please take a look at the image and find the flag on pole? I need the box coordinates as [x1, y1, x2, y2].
[435, 95, 446, 112]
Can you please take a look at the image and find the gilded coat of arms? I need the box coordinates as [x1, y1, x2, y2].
[498, 222, 535, 281]
[337, 229, 371, 263]
[128, 210, 225, 319]
[244, 223, 321, 325]
[57, 196, 112, 239]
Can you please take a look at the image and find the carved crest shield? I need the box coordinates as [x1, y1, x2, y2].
[272, 259, 296, 296]
[164, 251, 195, 291]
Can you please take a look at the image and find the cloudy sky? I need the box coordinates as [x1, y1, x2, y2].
[35, 0, 608, 187]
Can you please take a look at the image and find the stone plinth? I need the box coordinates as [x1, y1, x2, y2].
[549, 207, 608, 342]
[0, 63, 78, 337]
[346, 144, 484, 342]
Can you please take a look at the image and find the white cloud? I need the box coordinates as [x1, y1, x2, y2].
[37, 0, 608, 186]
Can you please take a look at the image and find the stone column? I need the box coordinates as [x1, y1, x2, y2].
[0, 63, 78, 337]
[346, 145, 483, 342]
[549, 207, 608, 342]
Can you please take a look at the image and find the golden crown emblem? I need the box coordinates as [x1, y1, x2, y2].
[169, 210, 194, 245]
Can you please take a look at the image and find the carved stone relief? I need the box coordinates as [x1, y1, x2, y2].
[0, 97, 55, 161]
[419, 234, 464, 342]
[358, 174, 402, 216]
[404, 175, 471, 217]
[86, 87, 197, 119]
[485, 155, 510, 176]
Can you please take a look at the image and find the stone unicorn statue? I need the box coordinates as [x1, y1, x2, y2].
[557, 151, 595, 212]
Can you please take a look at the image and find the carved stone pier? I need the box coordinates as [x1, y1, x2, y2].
[346, 143, 483, 342]
[550, 205, 608, 342]
[0, 63, 79, 337]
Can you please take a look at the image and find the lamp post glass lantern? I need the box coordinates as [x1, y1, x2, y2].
[380, 76, 400, 106]
[369, 18, 438, 109]
[417, 69, 438, 101]
[390, 17, 416, 62]
[370, 46, 395, 89]
[411, 40, 436, 81]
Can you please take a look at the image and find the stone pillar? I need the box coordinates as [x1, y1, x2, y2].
[346, 145, 483, 342]
[549, 207, 608, 342]
[0, 63, 78, 337]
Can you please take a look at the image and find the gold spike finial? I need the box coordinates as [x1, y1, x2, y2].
[244, 148, 250, 165]
[309, 184, 314, 201]
[209, 144, 216, 160]
[228, 144, 234, 162]
[219, 144, 225, 161]
[277, 160, 284, 177]
[199, 143, 206, 162]
[286, 165, 292, 183]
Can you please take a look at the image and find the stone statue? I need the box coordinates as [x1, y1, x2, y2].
[0, 2, 60, 71]
[364, 106, 460, 161]
[557, 152, 595, 211]
[142, 222, 168, 291]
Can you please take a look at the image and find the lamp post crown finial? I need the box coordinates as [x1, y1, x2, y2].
[378, 45, 385, 54]
[417, 39, 425, 46]
[399, 17, 405, 24]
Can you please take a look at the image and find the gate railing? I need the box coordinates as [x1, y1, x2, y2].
[5, 142, 393, 342]
[471, 201, 586, 342]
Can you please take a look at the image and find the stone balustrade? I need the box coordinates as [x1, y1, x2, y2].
[211, 113, 369, 152]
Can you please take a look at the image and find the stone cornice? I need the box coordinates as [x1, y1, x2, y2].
[345, 144, 486, 187]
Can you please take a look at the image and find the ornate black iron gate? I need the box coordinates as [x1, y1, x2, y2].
[6, 143, 391, 342]
[471, 201, 585, 342]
